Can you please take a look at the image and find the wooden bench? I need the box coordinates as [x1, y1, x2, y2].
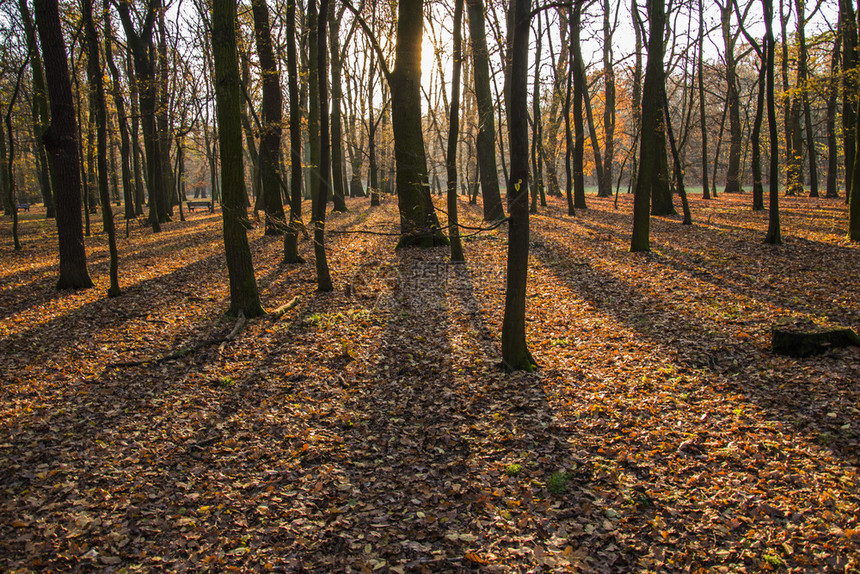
[187, 200, 212, 212]
[16, 203, 30, 212]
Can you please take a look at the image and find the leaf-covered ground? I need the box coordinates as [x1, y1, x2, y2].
[1, 193, 858, 573]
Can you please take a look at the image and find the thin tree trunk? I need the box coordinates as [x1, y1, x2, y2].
[763, 0, 782, 244]
[84, 0, 120, 295]
[328, 2, 348, 212]
[465, 0, 505, 221]
[284, 0, 304, 262]
[252, 0, 288, 234]
[313, 0, 333, 289]
[502, 0, 536, 372]
[447, 0, 465, 262]
[18, 0, 54, 218]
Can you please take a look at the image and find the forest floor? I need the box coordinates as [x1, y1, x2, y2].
[0, 192, 858, 573]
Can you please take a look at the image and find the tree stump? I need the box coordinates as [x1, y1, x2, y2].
[771, 319, 860, 357]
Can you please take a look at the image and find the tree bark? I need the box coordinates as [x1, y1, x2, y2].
[698, 0, 710, 199]
[313, 0, 333, 289]
[84, 0, 121, 296]
[117, 0, 167, 231]
[211, 0, 264, 316]
[328, 2, 348, 212]
[283, 0, 303, 262]
[840, 0, 857, 199]
[391, 0, 446, 247]
[721, 2, 742, 194]
[465, 0, 505, 221]
[631, 0, 667, 251]
[34, 0, 93, 288]
[501, 0, 536, 372]
[447, 0, 466, 262]
[18, 0, 55, 218]
[251, 0, 288, 234]
[763, 0, 782, 244]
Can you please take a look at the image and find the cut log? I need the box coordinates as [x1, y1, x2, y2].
[771, 319, 860, 357]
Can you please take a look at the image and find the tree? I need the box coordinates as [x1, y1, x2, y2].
[250, 0, 287, 235]
[328, 1, 348, 213]
[18, 0, 54, 218]
[840, 0, 858, 199]
[34, 0, 93, 289]
[390, 0, 447, 247]
[211, 0, 264, 316]
[104, 11, 136, 221]
[465, 0, 505, 221]
[718, 0, 745, 195]
[83, 0, 120, 296]
[312, 0, 333, 290]
[631, 0, 668, 252]
[763, 0, 782, 244]
[284, 0, 304, 263]
[446, 0, 465, 262]
[117, 0, 168, 231]
[501, 0, 536, 372]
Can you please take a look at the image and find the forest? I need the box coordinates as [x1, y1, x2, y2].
[1, 0, 859, 570]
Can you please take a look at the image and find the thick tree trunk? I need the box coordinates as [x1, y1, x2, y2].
[391, 0, 446, 247]
[211, 0, 264, 316]
[34, 0, 93, 289]
[794, 0, 818, 197]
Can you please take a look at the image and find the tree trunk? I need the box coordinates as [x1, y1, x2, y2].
[465, 0, 505, 221]
[698, 0, 710, 199]
[18, 0, 54, 218]
[211, 0, 264, 316]
[840, 0, 857, 200]
[34, 0, 93, 289]
[600, 0, 616, 198]
[117, 0, 167, 231]
[501, 0, 536, 372]
[105, 13, 135, 221]
[826, 28, 840, 198]
[631, 0, 667, 251]
[251, 0, 288, 234]
[328, 2, 348, 212]
[763, 0, 782, 244]
[391, 0, 447, 247]
[793, 0, 818, 197]
[447, 0, 465, 262]
[721, 3, 742, 194]
[313, 0, 334, 289]
[284, 0, 304, 262]
[83, 0, 120, 296]
[571, 5, 589, 210]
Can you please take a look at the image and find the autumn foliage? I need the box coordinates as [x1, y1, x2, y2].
[1, 194, 858, 571]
